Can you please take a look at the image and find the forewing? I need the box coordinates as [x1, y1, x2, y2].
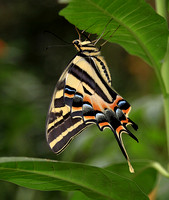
[46, 60, 90, 154]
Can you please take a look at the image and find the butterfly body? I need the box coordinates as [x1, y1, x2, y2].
[46, 38, 138, 172]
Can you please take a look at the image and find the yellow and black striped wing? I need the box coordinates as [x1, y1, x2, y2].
[46, 61, 89, 154]
[46, 39, 138, 172]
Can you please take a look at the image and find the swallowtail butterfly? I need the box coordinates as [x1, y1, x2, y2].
[46, 31, 138, 173]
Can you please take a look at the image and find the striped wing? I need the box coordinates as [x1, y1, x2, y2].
[46, 61, 90, 154]
[46, 52, 138, 172]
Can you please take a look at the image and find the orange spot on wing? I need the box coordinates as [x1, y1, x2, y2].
[65, 93, 74, 98]
[92, 95, 108, 111]
[116, 96, 123, 102]
[116, 125, 124, 135]
[92, 103, 102, 112]
[100, 101, 109, 110]
[72, 106, 82, 112]
[83, 95, 92, 104]
[122, 107, 131, 115]
[84, 116, 95, 121]
[109, 96, 123, 111]
[109, 102, 116, 111]
[99, 122, 109, 127]
[121, 119, 129, 124]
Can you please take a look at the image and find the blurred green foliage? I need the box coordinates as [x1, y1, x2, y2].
[0, 0, 168, 199]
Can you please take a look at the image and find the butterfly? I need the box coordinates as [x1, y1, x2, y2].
[46, 30, 138, 173]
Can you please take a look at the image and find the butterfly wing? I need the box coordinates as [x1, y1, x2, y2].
[46, 56, 94, 154]
[46, 53, 138, 172]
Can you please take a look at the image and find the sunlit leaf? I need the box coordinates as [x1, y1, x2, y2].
[0, 157, 148, 200]
[60, 0, 168, 69]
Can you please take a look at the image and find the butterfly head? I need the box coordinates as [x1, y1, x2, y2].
[73, 39, 100, 55]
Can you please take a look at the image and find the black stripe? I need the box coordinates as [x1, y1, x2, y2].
[94, 56, 111, 83]
[82, 54, 117, 99]
[69, 63, 111, 103]
[113, 130, 128, 160]
[47, 117, 64, 134]
[72, 93, 83, 107]
[56, 80, 65, 90]
[47, 111, 70, 134]
[65, 97, 73, 107]
[80, 44, 95, 48]
[50, 117, 87, 154]
[48, 114, 72, 143]
[71, 110, 83, 118]
[128, 118, 138, 130]
[83, 86, 92, 95]
[48, 111, 62, 123]
[54, 96, 65, 107]
[65, 85, 76, 95]
[77, 53, 117, 100]
[81, 50, 100, 53]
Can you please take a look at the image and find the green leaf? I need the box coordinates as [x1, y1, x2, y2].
[60, 0, 168, 69]
[70, 191, 93, 200]
[105, 160, 159, 195]
[0, 157, 148, 200]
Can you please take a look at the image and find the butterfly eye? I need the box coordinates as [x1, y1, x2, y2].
[73, 40, 80, 46]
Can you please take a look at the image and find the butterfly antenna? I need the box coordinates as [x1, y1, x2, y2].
[75, 21, 101, 42]
[81, 21, 98, 33]
[75, 26, 82, 41]
[44, 30, 71, 45]
[93, 18, 114, 45]
[75, 26, 92, 42]
[84, 33, 91, 41]
[45, 44, 72, 51]
[100, 25, 120, 47]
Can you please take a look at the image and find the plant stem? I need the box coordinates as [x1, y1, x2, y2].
[155, 0, 167, 19]
[155, 0, 169, 169]
[162, 37, 169, 167]
[164, 96, 169, 166]
[151, 162, 169, 178]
